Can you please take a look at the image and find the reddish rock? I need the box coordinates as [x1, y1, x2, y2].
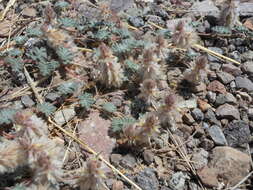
[197, 166, 219, 187]
[216, 103, 240, 120]
[209, 146, 251, 186]
[207, 80, 226, 94]
[197, 99, 211, 112]
[78, 111, 116, 161]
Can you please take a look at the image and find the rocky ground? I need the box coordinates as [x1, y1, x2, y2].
[0, 0, 253, 190]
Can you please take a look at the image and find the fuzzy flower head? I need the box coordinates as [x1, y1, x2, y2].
[171, 21, 199, 49]
[219, 0, 239, 28]
[138, 79, 158, 105]
[97, 44, 124, 88]
[78, 157, 107, 190]
[184, 55, 208, 85]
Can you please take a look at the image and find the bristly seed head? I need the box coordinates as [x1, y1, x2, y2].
[164, 94, 177, 108]
[99, 43, 113, 59]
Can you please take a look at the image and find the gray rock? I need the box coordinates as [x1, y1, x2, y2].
[120, 154, 137, 170]
[11, 101, 24, 109]
[110, 154, 122, 167]
[230, 81, 236, 88]
[217, 71, 235, 84]
[242, 61, 253, 75]
[215, 94, 227, 106]
[208, 48, 223, 62]
[21, 95, 35, 107]
[209, 62, 222, 71]
[225, 93, 237, 104]
[169, 172, 189, 190]
[54, 108, 76, 125]
[143, 150, 154, 165]
[229, 51, 241, 62]
[45, 92, 60, 102]
[241, 50, 253, 62]
[235, 77, 253, 92]
[191, 148, 209, 169]
[205, 109, 220, 125]
[248, 108, 253, 119]
[208, 125, 228, 145]
[206, 91, 216, 103]
[129, 16, 144, 27]
[191, 108, 204, 121]
[135, 168, 159, 190]
[216, 103, 240, 120]
[222, 64, 242, 77]
[223, 120, 251, 147]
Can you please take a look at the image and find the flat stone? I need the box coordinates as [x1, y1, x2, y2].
[241, 50, 253, 61]
[197, 166, 219, 188]
[225, 93, 237, 104]
[120, 154, 137, 170]
[235, 77, 253, 92]
[191, 108, 204, 121]
[21, 95, 35, 107]
[215, 94, 227, 106]
[191, 148, 209, 169]
[207, 80, 226, 94]
[205, 109, 220, 126]
[216, 103, 240, 120]
[193, 82, 206, 92]
[223, 120, 251, 147]
[242, 61, 253, 74]
[216, 71, 235, 84]
[54, 108, 76, 125]
[222, 64, 242, 77]
[135, 168, 159, 190]
[45, 92, 60, 102]
[208, 125, 227, 145]
[143, 150, 154, 165]
[209, 146, 251, 186]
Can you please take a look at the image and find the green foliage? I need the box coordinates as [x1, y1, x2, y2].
[0, 108, 17, 125]
[4, 57, 24, 72]
[125, 59, 139, 72]
[8, 49, 23, 57]
[93, 29, 111, 40]
[59, 17, 77, 27]
[26, 28, 43, 37]
[112, 28, 132, 38]
[56, 47, 74, 65]
[14, 35, 28, 45]
[37, 102, 56, 117]
[26, 47, 47, 63]
[37, 60, 60, 76]
[57, 81, 78, 95]
[78, 93, 95, 110]
[55, 1, 70, 9]
[102, 102, 116, 113]
[111, 116, 136, 132]
[211, 26, 231, 34]
[12, 184, 26, 190]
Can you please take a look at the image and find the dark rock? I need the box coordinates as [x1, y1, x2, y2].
[216, 71, 235, 84]
[216, 103, 240, 120]
[242, 61, 253, 75]
[191, 108, 204, 121]
[223, 120, 251, 147]
[208, 125, 227, 145]
[21, 95, 35, 107]
[229, 51, 241, 62]
[200, 138, 214, 151]
[194, 125, 205, 137]
[235, 76, 253, 92]
[135, 168, 159, 190]
[205, 109, 220, 125]
[129, 16, 144, 27]
[143, 150, 154, 165]
[146, 15, 165, 26]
